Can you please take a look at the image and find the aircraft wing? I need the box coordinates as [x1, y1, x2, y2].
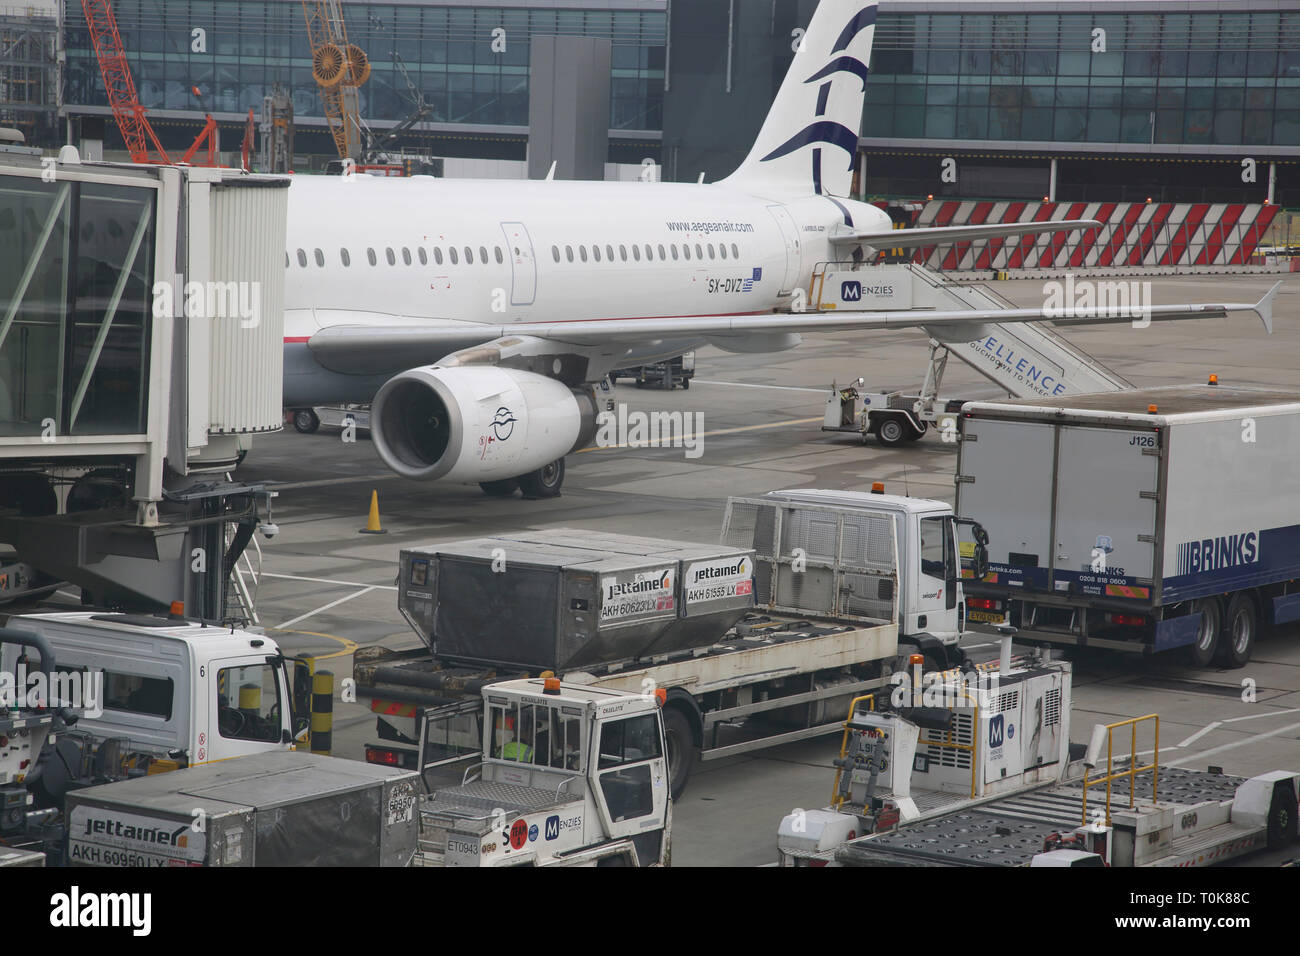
[304, 281, 1278, 373]
[831, 219, 1103, 248]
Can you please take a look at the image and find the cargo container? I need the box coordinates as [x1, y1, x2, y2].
[956, 384, 1300, 666]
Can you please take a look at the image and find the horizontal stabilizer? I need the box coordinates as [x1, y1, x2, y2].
[832, 219, 1103, 248]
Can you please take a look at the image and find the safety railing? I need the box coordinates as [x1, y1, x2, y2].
[1081, 714, 1159, 828]
[830, 694, 875, 809]
[916, 688, 979, 800]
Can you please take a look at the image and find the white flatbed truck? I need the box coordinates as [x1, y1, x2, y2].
[779, 647, 1300, 867]
[359, 491, 994, 798]
[956, 383, 1300, 666]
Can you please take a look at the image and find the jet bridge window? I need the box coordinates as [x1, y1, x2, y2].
[216, 663, 282, 743]
[0, 176, 154, 438]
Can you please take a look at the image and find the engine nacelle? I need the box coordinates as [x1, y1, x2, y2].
[372, 365, 597, 482]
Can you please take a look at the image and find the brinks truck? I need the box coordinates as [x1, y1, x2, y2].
[956, 384, 1300, 667]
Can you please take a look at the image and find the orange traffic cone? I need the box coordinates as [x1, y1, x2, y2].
[359, 489, 387, 534]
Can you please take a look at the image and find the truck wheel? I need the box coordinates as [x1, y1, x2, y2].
[518, 459, 564, 499]
[293, 409, 320, 434]
[479, 478, 519, 497]
[1220, 593, 1258, 668]
[663, 706, 699, 800]
[1186, 598, 1222, 668]
[681, 378, 690, 390]
[876, 416, 909, 447]
[1266, 781, 1298, 850]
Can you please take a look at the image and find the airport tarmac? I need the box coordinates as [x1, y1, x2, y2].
[169, 274, 1300, 865]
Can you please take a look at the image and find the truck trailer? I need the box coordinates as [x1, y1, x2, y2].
[956, 384, 1300, 666]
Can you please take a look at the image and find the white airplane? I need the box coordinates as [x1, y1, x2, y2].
[282, 0, 1275, 498]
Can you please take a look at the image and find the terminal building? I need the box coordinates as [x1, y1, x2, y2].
[4, 0, 1295, 252]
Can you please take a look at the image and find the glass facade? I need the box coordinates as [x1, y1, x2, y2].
[0, 175, 155, 438]
[866, 9, 1300, 146]
[64, 1, 666, 133]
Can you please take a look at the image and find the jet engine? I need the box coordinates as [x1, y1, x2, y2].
[371, 366, 598, 494]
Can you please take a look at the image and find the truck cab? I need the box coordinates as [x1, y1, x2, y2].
[753, 488, 988, 663]
[416, 678, 670, 866]
[1, 611, 309, 770]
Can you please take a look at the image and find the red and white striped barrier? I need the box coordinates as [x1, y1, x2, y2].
[909, 200, 1280, 271]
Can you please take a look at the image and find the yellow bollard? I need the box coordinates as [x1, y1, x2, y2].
[310, 670, 334, 755]
[359, 489, 387, 535]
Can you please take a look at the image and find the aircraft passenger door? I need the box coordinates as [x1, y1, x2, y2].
[501, 221, 536, 306]
[766, 204, 802, 295]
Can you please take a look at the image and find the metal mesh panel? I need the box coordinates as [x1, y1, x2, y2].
[722, 501, 777, 553]
[781, 510, 838, 562]
[839, 513, 896, 571]
[841, 572, 894, 620]
[776, 567, 836, 615]
[754, 561, 774, 605]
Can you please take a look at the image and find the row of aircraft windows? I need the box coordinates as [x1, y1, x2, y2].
[284, 240, 746, 270]
[551, 241, 741, 264]
[286, 244, 511, 269]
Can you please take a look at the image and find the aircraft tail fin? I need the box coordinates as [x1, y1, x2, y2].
[722, 1, 877, 198]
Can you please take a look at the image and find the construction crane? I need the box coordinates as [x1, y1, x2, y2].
[80, 0, 219, 165]
[300, 0, 369, 161]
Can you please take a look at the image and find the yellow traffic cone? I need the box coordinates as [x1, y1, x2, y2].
[359, 489, 387, 534]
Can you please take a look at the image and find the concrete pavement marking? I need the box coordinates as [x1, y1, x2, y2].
[1177, 722, 1223, 748]
[1169, 719, 1300, 768]
[692, 380, 827, 393]
[268, 627, 360, 662]
[272, 473, 399, 490]
[274, 586, 378, 630]
[263, 571, 398, 591]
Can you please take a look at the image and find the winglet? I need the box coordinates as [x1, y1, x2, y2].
[1254, 280, 1282, 334]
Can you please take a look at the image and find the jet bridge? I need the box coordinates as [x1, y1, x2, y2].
[815, 262, 1133, 446]
[0, 148, 287, 620]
